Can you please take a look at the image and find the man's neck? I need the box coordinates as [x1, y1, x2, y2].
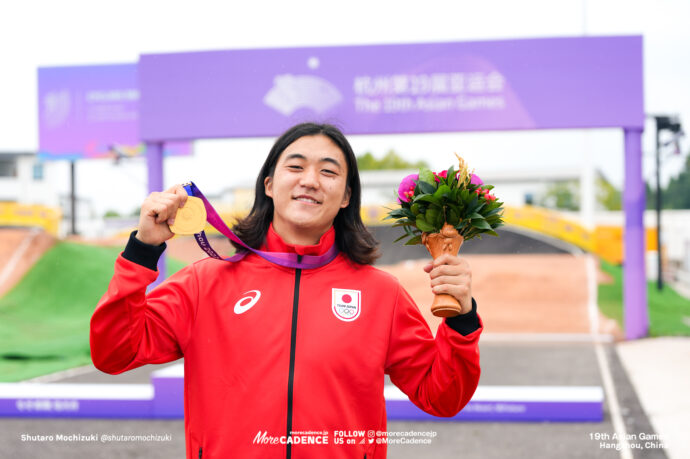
[271, 221, 329, 246]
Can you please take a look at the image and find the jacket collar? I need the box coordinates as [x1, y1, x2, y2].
[262, 223, 336, 256]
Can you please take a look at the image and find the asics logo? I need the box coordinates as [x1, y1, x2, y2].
[234, 290, 261, 314]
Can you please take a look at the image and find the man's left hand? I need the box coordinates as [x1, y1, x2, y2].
[423, 254, 473, 315]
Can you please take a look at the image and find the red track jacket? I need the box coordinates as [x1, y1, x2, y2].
[90, 227, 482, 458]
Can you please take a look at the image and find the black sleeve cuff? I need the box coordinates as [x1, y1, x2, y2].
[122, 230, 166, 271]
[445, 298, 480, 336]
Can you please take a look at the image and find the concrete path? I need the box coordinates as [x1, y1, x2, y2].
[617, 337, 690, 459]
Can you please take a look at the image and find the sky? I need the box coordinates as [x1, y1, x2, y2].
[1, 0, 689, 217]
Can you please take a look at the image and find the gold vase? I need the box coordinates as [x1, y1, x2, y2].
[422, 223, 464, 317]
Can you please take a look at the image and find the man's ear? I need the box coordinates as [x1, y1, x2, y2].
[340, 186, 351, 208]
[264, 176, 273, 198]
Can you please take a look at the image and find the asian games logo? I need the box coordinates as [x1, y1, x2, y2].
[263, 74, 343, 116]
[332, 289, 361, 322]
[43, 90, 71, 128]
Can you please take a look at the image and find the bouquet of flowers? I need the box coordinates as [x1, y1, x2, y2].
[385, 154, 504, 317]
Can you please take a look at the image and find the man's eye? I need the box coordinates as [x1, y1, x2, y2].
[322, 169, 336, 175]
[287, 165, 302, 170]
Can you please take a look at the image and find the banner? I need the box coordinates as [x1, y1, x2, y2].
[138, 36, 644, 141]
[38, 64, 191, 160]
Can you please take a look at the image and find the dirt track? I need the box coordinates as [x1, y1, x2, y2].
[382, 255, 621, 337]
[0, 228, 55, 298]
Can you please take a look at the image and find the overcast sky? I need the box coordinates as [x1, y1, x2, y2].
[1, 0, 689, 216]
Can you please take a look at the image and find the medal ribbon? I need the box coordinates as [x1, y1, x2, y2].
[182, 182, 339, 269]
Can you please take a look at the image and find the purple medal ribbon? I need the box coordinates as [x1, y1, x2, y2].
[182, 182, 339, 269]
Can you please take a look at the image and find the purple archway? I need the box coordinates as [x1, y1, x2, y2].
[138, 36, 647, 339]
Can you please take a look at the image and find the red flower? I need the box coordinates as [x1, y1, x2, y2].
[433, 170, 448, 182]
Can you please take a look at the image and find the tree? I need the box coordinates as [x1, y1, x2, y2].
[645, 181, 655, 210]
[356, 150, 429, 171]
[541, 172, 624, 211]
[645, 154, 690, 210]
[540, 181, 580, 211]
[663, 154, 690, 209]
[596, 172, 622, 210]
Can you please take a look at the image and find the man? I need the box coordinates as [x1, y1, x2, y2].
[91, 122, 482, 458]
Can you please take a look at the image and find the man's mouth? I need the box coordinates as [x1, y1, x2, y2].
[293, 195, 321, 204]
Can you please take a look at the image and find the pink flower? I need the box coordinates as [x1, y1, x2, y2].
[470, 174, 483, 186]
[397, 173, 418, 203]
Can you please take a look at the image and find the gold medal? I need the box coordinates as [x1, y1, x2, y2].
[169, 196, 207, 235]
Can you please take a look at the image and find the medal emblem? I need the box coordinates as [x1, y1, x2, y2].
[169, 196, 207, 235]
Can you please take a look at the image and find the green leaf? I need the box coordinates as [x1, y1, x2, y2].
[385, 209, 406, 218]
[469, 212, 484, 219]
[448, 202, 461, 214]
[415, 215, 435, 232]
[448, 208, 460, 226]
[434, 210, 444, 228]
[419, 167, 435, 185]
[404, 235, 422, 245]
[410, 203, 420, 215]
[418, 180, 436, 195]
[414, 194, 439, 204]
[448, 170, 458, 189]
[425, 207, 440, 226]
[393, 233, 409, 243]
[447, 165, 455, 181]
[433, 184, 451, 199]
[471, 219, 492, 230]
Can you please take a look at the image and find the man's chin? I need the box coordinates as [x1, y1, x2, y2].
[286, 219, 332, 234]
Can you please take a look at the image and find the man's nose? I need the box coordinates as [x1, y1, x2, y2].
[299, 167, 320, 188]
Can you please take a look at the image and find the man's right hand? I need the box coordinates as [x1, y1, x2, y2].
[135, 184, 189, 246]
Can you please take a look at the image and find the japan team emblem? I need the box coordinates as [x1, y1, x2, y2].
[331, 288, 361, 322]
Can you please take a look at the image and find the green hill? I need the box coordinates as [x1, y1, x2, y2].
[0, 242, 187, 382]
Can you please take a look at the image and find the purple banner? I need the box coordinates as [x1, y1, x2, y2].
[139, 36, 644, 141]
[1, 398, 152, 419]
[386, 400, 603, 423]
[0, 376, 603, 422]
[38, 64, 191, 160]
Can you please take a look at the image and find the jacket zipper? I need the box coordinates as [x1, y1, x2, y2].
[198, 446, 202, 458]
[286, 262, 302, 459]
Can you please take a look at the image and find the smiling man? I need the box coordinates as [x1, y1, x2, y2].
[90, 122, 483, 459]
[264, 135, 351, 246]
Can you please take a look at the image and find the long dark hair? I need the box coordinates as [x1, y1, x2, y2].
[231, 122, 380, 265]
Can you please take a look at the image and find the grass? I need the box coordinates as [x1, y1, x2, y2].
[598, 259, 690, 336]
[0, 242, 187, 382]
